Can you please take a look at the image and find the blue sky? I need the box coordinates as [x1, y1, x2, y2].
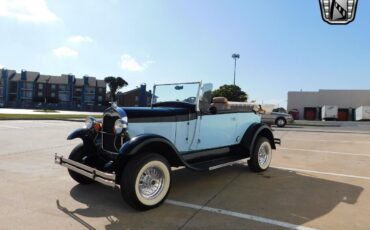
[0, 0, 369, 108]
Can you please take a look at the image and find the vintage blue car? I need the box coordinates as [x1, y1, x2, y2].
[55, 82, 280, 210]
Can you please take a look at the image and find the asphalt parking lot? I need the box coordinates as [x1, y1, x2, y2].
[1, 120, 370, 230]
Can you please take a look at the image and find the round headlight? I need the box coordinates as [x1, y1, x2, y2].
[114, 119, 128, 134]
[84, 117, 96, 129]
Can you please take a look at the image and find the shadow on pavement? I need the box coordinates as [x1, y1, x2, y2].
[57, 166, 364, 229]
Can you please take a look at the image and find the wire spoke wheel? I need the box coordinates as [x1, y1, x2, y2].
[258, 142, 271, 169]
[138, 166, 165, 200]
[121, 153, 171, 210]
[248, 137, 272, 172]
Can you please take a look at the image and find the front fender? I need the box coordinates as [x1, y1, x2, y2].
[117, 134, 183, 164]
[241, 123, 277, 155]
[67, 128, 90, 140]
[67, 128, 97, 155]
[114, 134, 189, 182]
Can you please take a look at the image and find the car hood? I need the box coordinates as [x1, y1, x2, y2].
[123, 107, 192, 120]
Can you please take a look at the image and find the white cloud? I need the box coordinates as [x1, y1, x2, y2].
[68, 35, 93, 44]
[0, 64, 3, 69]
[120, 54, 154, 72]
[52, 46, 79, 58]
[0, 0, 58, 23]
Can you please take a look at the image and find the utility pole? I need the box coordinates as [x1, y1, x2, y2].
[232, 53, 240, 85]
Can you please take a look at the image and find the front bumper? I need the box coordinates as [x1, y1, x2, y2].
[54, 153, 118, 188]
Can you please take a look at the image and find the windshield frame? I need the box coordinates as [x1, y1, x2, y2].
[152, 81, 202, 111]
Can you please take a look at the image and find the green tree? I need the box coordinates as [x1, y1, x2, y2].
[212, 84, 248, 102]
[104, 76, 128, 102]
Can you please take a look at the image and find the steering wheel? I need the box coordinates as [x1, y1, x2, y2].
[183, 97, 196, 103]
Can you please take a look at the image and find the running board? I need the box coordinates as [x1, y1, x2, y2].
[189, 155, 249, 171]
[208, 158, 249, 170]
[54, 153, 117, 188]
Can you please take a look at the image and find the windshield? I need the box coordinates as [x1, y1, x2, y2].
[152, 82, 201, 105]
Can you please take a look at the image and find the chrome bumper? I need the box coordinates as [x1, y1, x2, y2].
[54, 153, 117, 188]
[274, 138, 281, 145]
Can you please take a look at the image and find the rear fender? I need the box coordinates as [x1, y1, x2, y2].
[241, 123, 276, 156]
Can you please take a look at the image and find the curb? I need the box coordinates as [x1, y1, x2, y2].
[0, 118, 84, 122]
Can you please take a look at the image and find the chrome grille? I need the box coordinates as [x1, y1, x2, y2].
[102, 115, 121, 152]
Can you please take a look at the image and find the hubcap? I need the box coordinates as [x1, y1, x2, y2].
[138, 166, 165, 200]
[277, 119, 285, 126]
[258, 142, 271, 168]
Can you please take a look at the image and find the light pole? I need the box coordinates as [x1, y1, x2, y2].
[232, 53, 240, 85]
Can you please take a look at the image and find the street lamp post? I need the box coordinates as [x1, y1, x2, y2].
[232, 53, 240, 85]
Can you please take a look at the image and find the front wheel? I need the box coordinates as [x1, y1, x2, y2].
[248, 137, 272, 172]
[68, 144, 95, 184]
[120, 153, 171, 211]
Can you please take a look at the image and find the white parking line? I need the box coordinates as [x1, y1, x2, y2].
[280, 147, 370, 157]
[285, 138, 370, 144]
[166, 200, 317, 230]
[0, 125, 23, 129]
[274, 166, 370, 181]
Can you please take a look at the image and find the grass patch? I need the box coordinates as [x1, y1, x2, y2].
[34, 109, 59, 113]
[0, 114, 103, 120]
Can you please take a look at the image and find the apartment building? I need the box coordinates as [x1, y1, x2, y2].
[0, 69, 107, 111]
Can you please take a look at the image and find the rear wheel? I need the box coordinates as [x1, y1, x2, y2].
[248, 137, 272, 172]
[120, 153, 171, 211]
[68, 144, 94, 184]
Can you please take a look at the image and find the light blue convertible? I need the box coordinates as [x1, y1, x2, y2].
[55, 82, 280, 210]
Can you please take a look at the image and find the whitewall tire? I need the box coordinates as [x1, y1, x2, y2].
[248, 137, 272, 172]
[121, 153, 171, 210]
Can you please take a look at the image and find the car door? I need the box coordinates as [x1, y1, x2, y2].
[262, 113, 275, 124]
[192, 113, 238, 150]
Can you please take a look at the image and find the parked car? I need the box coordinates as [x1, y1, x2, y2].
[257, 105, 293, 127]
[55, 82, 280, 210]
[261, 111, 294, 127]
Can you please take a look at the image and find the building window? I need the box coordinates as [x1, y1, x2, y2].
[51, 92, 56, 97]
[38, 92, 43, 97]
[51, 85, 56, 90]
[59, 85, 68, 91]
[135, 96, 139, 102]
[9, 94, 16, 101]
[98, 96, 102, 102]
[38, 84, 43, 90]
[85, 95, 95, 103]
[58, 92, 69, 102]
[86, 87, 95, 94]
[23, 82, 33, 90]
[21, 90, 33, 99]
[98, 87, 103, 93]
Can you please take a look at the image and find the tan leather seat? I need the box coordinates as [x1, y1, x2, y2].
[228, 101, 256, 112]
[211, 97, 230, 111]
[210, 97, 257, 113]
